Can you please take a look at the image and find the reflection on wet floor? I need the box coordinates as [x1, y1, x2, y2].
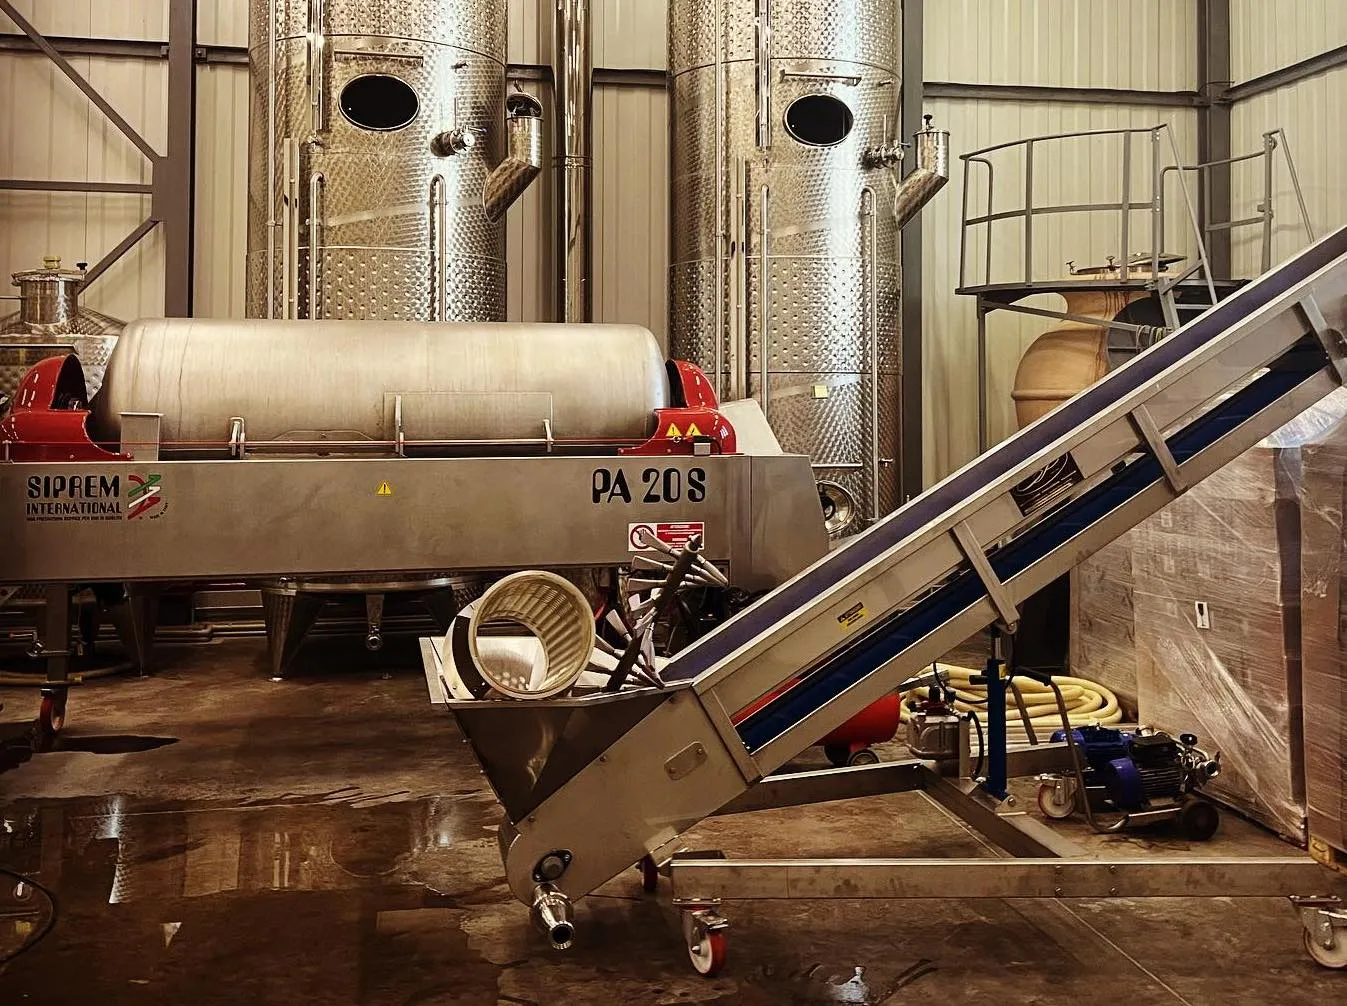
[0, 791, 517, 1003]
[3, 638, 1347, 1005]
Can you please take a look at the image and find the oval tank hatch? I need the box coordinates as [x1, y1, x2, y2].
[339, 74, 421, 132]
[783, 94, 855, 147]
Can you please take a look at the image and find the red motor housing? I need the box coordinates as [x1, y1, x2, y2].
[0, 355, 125, 462]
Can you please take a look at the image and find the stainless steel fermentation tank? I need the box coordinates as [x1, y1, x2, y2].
[246, 0, 540, 321]
[669, 0, 946, 531]
[1, 257, 121, 410]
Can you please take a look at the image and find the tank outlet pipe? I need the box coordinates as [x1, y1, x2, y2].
[553, 0, 593, 322]
[893, 115, 951, 229]
[482, 93, 546, 223]
[531, 883, 575, 949]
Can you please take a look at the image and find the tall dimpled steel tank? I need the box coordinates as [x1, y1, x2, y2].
[246, 0, 540, 322]
[670, 0, 924, 534]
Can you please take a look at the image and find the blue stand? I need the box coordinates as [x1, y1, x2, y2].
[982, 627, 1008, 800]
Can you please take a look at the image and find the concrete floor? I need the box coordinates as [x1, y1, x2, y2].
[1, 633, 1345, 1004]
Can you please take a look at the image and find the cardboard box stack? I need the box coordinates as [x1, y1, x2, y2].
[1129, 447, 1307, 842]
[1298, 437, 1347, 859]
[1069, 533, 1140, 712]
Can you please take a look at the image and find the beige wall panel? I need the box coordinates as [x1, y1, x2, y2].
[193, 63, 249, 318]
[1230, 69, 1347, 279]
[1, 0, 167, 41]
[1231, 0, 1347, 82]
[926, 0, 1196, 90]
[0, 48, 166, 321]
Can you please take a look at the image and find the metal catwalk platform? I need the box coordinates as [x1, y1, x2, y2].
[447, 227, 1347, 959]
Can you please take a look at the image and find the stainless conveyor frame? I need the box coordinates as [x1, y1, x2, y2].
[447, 227, 1347, 969]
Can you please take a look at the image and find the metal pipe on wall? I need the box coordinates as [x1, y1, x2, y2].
[552, 0, 593, 323]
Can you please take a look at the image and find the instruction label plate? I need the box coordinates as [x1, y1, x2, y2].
[628, 521, 705, 551]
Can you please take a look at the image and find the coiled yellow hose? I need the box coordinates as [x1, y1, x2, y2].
[902, 662, 1123, 734]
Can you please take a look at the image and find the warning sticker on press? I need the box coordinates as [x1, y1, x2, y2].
[628, 521, 705, 551]
[837, 602, 868, 630]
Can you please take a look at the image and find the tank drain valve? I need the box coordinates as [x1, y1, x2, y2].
[863, 141, 906, 169]
[431, 126, 478, 157]
[532, 883, 575, 950]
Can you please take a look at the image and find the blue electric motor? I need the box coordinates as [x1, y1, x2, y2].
[1048, 725, 1222, 827]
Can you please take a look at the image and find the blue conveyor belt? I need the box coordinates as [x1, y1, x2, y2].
[664, 227, 1347, 688]
[735, 340, 1323, 751]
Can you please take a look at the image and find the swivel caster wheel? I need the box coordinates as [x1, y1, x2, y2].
[824, 745, 880, 768]
[1036, 778, 1077, 820]
[639, 855, 660, 894]
[681, 907, 729, 976]
[1304, 927, 1347, 969]
[37, 689, 67, 739]
[1178, 796, 1220, 841]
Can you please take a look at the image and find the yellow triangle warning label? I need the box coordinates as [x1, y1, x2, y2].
[686, 423, 703, 437]
[665, 423, 682, 438]
[376, 481, 394, 496]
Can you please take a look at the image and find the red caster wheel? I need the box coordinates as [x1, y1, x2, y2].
[640, 855, 660, 894]
[38, 690, 67, 738]
[681, 908, 729, 976]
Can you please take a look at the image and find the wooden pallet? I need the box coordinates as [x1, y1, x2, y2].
[1309, 836, 1347, 877]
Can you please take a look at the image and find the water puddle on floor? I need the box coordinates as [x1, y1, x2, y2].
[0, 789, 516, 1001]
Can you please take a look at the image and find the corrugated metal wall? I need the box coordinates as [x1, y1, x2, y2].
[1229, 1, 1347, 279]
[921, 0, 1200, 484]
[925, 0, 1196, 89]
[3, 0, 671, 340]
[0, 2, 168, 321]
[1230, 0, 1347, 81]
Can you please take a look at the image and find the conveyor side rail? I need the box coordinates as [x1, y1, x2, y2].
[449, 227, 1347, 906]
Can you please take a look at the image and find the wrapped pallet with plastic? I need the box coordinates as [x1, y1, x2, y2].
[1130, 439, 1307, 842]
[1128, 395, 1347, 841]
[1298, 428, 1347, 867]
[1069, 533, 1141, 713]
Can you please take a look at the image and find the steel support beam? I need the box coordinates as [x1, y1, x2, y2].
[1197, 0, 1233, 278]
[0, 2, 159, 162]
[83, 218, 159, 287]
[0, 31, 248, 65]
[715, 759, 927, 816]
[0, 180, 153, 194]
[924, 81, 1202, 108]
[1227, 42, 1347, 102]
[161, 0, 197, 316]
[900, 0, 924, 498]
[920, 768, 1085, 859]
[668, 855, 1332, 901]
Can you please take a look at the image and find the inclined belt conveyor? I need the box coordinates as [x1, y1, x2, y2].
[448, 226, 1347, 929]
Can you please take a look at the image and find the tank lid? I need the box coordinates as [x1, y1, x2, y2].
[12, 255, 87, 285]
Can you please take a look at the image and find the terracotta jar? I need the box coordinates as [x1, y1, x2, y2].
[1011, 288, 1145, 430]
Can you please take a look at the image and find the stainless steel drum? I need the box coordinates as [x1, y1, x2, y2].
[246, 0, 531, 322]
[91, 319, 671, 452]
[669, 0, 903, 530]
[0, 257, 121, 408]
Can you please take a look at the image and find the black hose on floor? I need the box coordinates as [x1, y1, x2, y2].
[0, 865, 58, 964]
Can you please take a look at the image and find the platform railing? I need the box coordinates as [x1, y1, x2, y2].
[957, 124, 1213, 298]
[1160, 128, 1316, 277]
